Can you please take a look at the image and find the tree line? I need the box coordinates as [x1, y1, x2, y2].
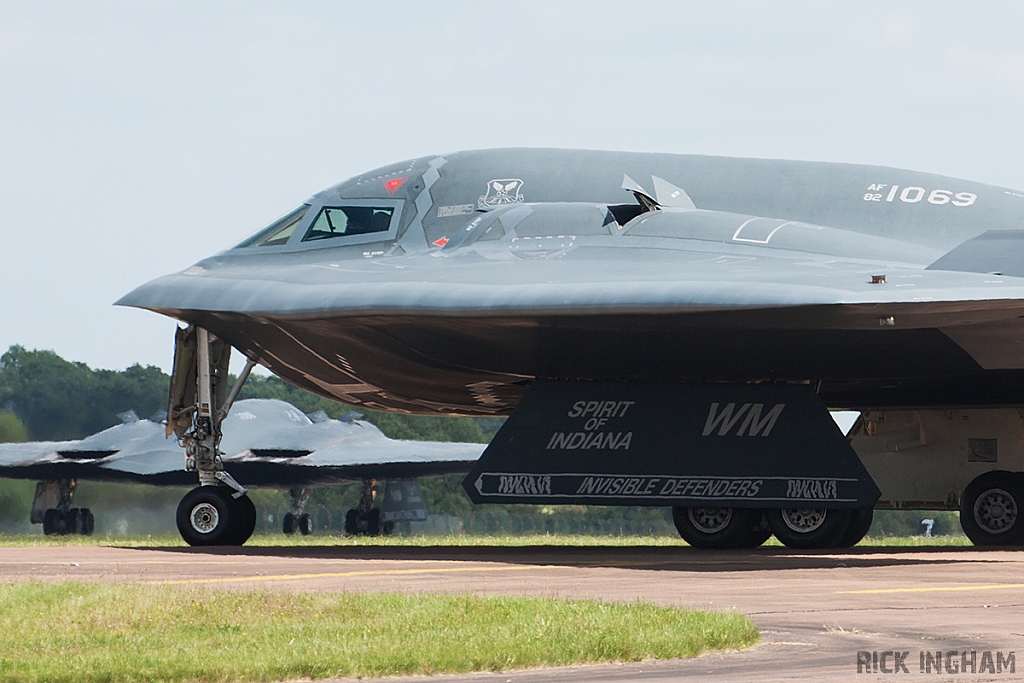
[0, 344, 501, 443]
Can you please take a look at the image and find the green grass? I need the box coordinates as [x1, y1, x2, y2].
[0, 583, 758, 682]
[0, 531, 974, 548]
[858, 534, 973, 547]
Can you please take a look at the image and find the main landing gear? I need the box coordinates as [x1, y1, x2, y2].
[672, 505, 874, 549]
[282, 487, 313, 535]
[958, 470, 1024, 546]
[344, 479, 393, 536]
[675, 469, 1024, 549]
[168, 325, 259, 547]
[32, 479, 95, 536]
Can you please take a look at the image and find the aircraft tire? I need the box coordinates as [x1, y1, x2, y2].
[80, 508, 95, 536]
[344, 509, 358, 535]
[366, 508, 381, 536]
[42, 509, 60, 535]
[298, 513, 312, 535]
[65, 508, 82, 535]
[959, 471, 1024, 546]
[230, 495, 256, 545]
[672, 506, 761, 549]
[283, 513, 297, 534]
[836, 508, 874, 548]
[767, 508, 853, 550]
[176, 486, 238, 546]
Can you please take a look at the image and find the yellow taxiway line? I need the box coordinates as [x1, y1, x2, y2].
[144, 564, 557, 585]
[840, 583, 1024, 594]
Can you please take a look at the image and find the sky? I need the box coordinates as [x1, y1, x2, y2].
[2, 1, 1024, 374]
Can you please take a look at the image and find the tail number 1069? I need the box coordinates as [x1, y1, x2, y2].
[863, 184, 976, 207]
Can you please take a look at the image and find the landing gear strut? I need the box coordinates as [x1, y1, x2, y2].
[282, 487, 312, 535]
[168, 325, 258, 546]
[345, 479, 384, 536]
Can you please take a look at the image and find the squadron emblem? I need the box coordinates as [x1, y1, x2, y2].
[478, 178, 524, 209]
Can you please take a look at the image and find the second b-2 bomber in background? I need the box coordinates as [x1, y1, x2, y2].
[117, 147, 1024, 548]
[0, 396, 483, 541]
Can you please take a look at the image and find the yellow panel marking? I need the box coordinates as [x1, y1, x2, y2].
[840, 583, 1024, 594]
[144, 564, 556, 585]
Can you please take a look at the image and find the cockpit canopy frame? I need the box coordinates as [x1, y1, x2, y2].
[233, 198, 405, 251]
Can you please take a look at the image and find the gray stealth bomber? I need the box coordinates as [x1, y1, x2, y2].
[0, 399, 481, 486]
[117, 148, 1024, 549]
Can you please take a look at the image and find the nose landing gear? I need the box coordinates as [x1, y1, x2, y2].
[168, 325, 259, 547]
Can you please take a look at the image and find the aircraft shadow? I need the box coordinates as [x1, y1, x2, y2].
[132, 543, 1020, 573]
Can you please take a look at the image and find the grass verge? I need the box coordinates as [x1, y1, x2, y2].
[0, 583, 757, 682]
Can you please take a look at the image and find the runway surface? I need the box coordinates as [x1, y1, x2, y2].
[3, 543, 1023, 682]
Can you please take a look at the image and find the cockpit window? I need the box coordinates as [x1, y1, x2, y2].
[234, 205, 310, 248]
[302, 206, 395, 242]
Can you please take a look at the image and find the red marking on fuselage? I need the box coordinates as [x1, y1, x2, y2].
[383, 177, 407, 195]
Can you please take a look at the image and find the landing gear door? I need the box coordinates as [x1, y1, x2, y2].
[464, 381, 880, 509]
[167, 325, 231, 439]
[167, 326, 198, 439]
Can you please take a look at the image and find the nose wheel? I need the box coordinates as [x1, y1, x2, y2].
[176, 486, 256, 546]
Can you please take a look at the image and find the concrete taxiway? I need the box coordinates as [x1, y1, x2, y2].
[2, 544, 1022, 682]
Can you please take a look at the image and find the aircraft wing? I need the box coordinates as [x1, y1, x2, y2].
[0, 399, 483, 487]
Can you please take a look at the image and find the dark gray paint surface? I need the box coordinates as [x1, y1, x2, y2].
[466, 381, 879, 508]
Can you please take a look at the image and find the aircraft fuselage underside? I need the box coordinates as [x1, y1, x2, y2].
[178, 308, 1024, 415]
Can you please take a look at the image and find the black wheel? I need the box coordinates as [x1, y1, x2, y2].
[42, 508, 60, 535]
[283, 512, 297, 534]
[344, 508, 359, 535]
[366, 508, 381, 536]
[672, 506, 761, 549]
[65, 508, 84, 535]
[231, 495, 256, 545]
[836, 508, 873, 548]
[767, 508, 853, 549]
[176, 486, 237, 546]
[298, 513, 312, 536]
[382, 520, 396, 536]
[959, 471, 1024, 546]
[80, 509, 95, 536]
